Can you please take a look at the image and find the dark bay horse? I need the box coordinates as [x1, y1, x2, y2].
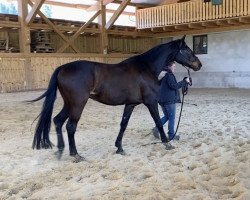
[31, 36, 202, 162]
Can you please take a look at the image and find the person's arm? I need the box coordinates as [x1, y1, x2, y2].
[167, 74, 187, 89]
[158, 71, 167, 81]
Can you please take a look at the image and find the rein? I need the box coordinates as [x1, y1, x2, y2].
[141, 67, 193, 147]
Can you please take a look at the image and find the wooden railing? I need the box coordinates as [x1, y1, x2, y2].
[136, 0, 250, 29]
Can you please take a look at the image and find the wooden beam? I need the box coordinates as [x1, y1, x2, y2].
[57, 10, 101, 53]
[188, 23, 203, 29]
[105, 0, 130, 30]
[239, 17, 250, 24]
[227, 19, 242, 25]
[26, 0, 45, 25]
[28, 0, 80, 53]
[201, 22, 218, 27]
[0, 21, 20, 28]
[216, 20, 230, 26]
[174, 25, 189, 30]
[30, 0, 134, 16]
[163, 26, 175, 32]
[87, 0, 115, 11]
[154, 24, 250, 37]
[99, 2, 108, 54]
[17, 0, 30, 53]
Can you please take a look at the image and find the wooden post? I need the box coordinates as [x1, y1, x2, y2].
[17, 0, 32, 89]
[99, 1, 108, 54]
[17, 0, 30, 53]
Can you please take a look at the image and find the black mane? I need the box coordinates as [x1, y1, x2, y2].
[121, 39, 181, 76]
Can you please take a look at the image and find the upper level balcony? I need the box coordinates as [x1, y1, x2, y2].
[136, 0, 250, 35]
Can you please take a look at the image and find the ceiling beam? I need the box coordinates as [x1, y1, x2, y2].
[26, 0, 45, 25]
[87, 0, 115, 11]
[154, 23, 250, 37]
[57, 10, 101, 53]
[30, 0, 134, 16]
[105, 0, 130, 30]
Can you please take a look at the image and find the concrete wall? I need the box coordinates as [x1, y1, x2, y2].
[173, 30, 250, 88]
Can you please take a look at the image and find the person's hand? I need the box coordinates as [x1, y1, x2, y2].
[184, 77, 190, 83]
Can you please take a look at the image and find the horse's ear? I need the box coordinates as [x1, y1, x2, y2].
[179, 35, 186, 48]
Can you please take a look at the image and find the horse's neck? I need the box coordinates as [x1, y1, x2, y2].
[139, 43, 177, 76]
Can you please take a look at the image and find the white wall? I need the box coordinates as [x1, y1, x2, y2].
[173, 30, 250, 88]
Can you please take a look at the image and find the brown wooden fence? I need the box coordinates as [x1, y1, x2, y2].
[136, 0, 250, 29]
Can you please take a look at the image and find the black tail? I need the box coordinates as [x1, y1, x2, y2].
[31, 67, 61, 149]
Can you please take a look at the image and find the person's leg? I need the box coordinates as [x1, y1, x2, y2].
[167, 103, 179, 140]
[152, 105, 169, 138]
[160, 105, 169, 125]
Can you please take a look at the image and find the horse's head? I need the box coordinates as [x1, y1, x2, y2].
[174, 36, 202, 71]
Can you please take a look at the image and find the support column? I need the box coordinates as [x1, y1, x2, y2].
[17, 0, 30, 53]
[99, 1, 108, 54]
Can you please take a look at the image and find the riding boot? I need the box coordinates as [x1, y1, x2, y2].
[168, 134, 180, 141]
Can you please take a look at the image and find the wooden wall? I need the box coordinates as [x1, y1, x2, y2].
[50, 33, 158, 54]
[0, 53, 132, 93]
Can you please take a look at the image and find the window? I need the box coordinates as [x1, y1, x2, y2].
[193, 35, 208, 54]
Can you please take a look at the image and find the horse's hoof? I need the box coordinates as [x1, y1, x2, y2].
[72, 154, 85, 163]
[163, 143, 175, 150]
[54, 148, 64, 160]
[54, 151, 63, 160]
[116, 148, 125, 155]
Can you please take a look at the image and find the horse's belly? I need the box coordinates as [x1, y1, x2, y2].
[90, 89, 141, 106]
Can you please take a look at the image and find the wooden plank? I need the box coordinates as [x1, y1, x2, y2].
[205, 2, 209, 20]
[236, 0, 240, 16]
[26, 0, 45, 25]
[216, 4, 219, 19]
[199, 0, 202, 21]
[244, 0, 247, 15]
[214, 4, 216, 19]
[190, 1, 193, 22]
[208, 2, 213, 19]
[219, 4, 222, 19]
[203, 1, 206, 20]
[222, 0, 225, 18]
[170, 4, 173, 24]
[233, 0, 237, 17]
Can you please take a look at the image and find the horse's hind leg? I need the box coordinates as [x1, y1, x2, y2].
[66, 100, 87, 163]
[53, 105, 69, 159]
[115, 104, 137, 155]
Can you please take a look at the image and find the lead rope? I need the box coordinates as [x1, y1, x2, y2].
[141, 67, 192, 147]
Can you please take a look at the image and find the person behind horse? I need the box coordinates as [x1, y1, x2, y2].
[153, 61, 190, 140]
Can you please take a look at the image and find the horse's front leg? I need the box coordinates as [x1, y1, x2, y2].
[145, 102, 175, 150]
[115, 104, 137, 155]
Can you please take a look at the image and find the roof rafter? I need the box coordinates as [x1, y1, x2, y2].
[105, 0, 130, 30]
[57, 10, 101, 53]
[26, 0, 45, 25]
